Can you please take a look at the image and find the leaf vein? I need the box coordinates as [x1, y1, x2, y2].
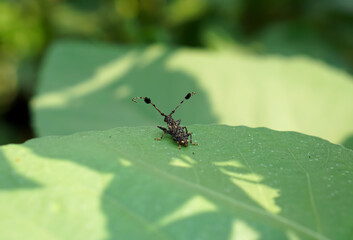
[288, 148, 323, 234]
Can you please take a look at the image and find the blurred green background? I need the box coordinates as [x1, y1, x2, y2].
[1, 0, 353, 146]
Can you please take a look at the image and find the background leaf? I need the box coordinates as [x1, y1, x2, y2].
[31, 41, 353, 147]
[1, 125, 352, 239]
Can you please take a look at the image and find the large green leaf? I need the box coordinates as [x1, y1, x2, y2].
[1, 125, 352, 239]
[31, 41, 353, 146]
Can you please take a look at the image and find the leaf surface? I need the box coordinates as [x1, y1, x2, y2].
[1, 125, 352, 240]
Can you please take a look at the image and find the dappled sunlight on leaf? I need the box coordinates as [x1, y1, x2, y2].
[1, 144, 114, 240]
[118, 158, 133, 167]
[230, 177, 281, 214]
[169, 157, 192, 168]
[2, 144, 114, 189]
[169, 154, 197, 168]
[33, 41, 353, 144]
[213, 160, 244, 168]
[214, 159, 280, 214]
[0, 125, 351, 239]
[229, 220, 259, 240]
[285, 230, 301, 240]
[113, 84, 132, 100]
[219, 168, 263, 182]
[32, 50, 137, 109]
[167, 51, 353, 145]
[157, 195, 217, 227]
[179, 154, 196, 164]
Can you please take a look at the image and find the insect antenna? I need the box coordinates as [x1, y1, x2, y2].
[169, 92, 196, 116]
[132, 97, 167, 117]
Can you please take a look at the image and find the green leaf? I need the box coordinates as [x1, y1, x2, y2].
[1, 125, 352, 239]
[31, 41, 353, 146]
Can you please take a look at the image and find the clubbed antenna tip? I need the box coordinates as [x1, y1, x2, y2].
[131, 96, 166, 116]
[132, 97, 151, 104]
[185, 92, 196, 99]
[169, 92, 196, 116]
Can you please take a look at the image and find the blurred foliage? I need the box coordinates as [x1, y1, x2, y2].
[0, 61, 17, 114]
[0, 0, 352, 144]
[33, 42, 353, 146]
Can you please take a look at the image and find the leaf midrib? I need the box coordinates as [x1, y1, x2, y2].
[101, 140, 330, 240]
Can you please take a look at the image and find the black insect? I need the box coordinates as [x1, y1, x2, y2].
[132, 92, 198, 149]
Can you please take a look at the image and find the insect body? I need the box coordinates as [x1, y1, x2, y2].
[132, 92, 198, 149]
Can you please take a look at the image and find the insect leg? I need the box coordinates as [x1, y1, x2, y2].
[155, 126, 167, 140]
[188, 131, 198, 146]
[182, 126, 197, 145]
[158, 126, 167, 132]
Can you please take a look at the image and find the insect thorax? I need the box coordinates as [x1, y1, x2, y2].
[164, 116, 176, 126]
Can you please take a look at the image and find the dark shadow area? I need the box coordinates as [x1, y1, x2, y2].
[250, 21, 352, 74]
[226, 0, 353, 75]
[1, 94, 35, 145]
[205, 20, 352, 75]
